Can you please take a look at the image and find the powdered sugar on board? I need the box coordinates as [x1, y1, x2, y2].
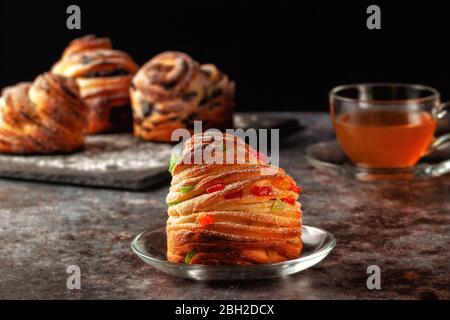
[0, 134, 173, 189]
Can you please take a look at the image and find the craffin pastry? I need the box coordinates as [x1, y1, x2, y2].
[52, 35, 138, 134]
[130, 51, 234, 142]
[0, 72, 87, 154]
[166, 133, 302, 265]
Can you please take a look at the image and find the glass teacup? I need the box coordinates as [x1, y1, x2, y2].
[330, 83, 450, 170]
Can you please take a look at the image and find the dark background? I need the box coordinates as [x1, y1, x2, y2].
[1, 0, 450, 111]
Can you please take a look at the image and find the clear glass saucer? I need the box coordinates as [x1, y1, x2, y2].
[304, 140, 450, 181]
[131, 225, 336, 281]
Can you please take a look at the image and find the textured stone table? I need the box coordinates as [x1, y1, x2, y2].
[0, 112, 449, 300]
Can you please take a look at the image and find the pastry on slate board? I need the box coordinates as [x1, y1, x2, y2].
[166, 132, 303, 265]
[130, 51, 235, 142]
[52, 35, 138, 134]
[0, 72, 87, 154]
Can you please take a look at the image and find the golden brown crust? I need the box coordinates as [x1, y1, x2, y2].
[52, 35, 138, 134]
[0, 73, 87, 154]
[166, 133, 302, 265]
[130, 51, 234, 142]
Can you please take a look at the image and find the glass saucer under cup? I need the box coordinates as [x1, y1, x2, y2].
[131, 225, 336, 281]
[304, 140, 450, 181]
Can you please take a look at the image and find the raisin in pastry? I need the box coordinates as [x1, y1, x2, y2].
[130, 51, 235, 142]
[0, 72, 87, 154]
[166, 133, 302, 265]
[52, 35, 138, 134]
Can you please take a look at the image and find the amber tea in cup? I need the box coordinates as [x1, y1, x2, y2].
[330, 84, 450, 169]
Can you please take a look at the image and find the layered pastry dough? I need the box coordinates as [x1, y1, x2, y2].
[52, 35, 138, 134]
[0, 72, 87, 154]
[130, 51, 235, 142]
[166, 133, 302, 265]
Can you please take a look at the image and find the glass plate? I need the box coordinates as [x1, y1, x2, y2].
[304, 140, 450, 181]
[131, 225, 336, 281]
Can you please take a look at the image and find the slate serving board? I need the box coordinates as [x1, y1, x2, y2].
[0, 113, 303, 190]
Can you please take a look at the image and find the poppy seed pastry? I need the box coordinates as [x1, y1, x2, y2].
[130, 51, 235, 142]
[0, 72, 87, 154]
[52, 35, 139, 134]
[166, 133, 302, 265]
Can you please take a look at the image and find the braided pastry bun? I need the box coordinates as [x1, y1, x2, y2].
[166, 133, 302, 265]
[130, 51, 235, 142]
[0, 72, 87, 154]
[52, 35, 138, 134]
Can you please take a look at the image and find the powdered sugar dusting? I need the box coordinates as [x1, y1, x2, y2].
[1, 134, 172, 172]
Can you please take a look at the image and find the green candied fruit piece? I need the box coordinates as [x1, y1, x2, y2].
[272, 198, 285, 212]
[184, 250, 197, 264]
[168, 200, 181, 207]
[178, 185, 194, 193]
[168, 154, 180, 174]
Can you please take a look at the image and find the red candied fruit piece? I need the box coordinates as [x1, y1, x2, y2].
[206, 184, 225, 193]
[198, 215, 215, 226]
[281, 198, 296, 205]
[224, 190, 243, 199]
[289, 185, 302, 193]
[251, 185, 274, 196]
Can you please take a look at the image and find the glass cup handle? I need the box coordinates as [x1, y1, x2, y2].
[429, 101, 450, 153]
